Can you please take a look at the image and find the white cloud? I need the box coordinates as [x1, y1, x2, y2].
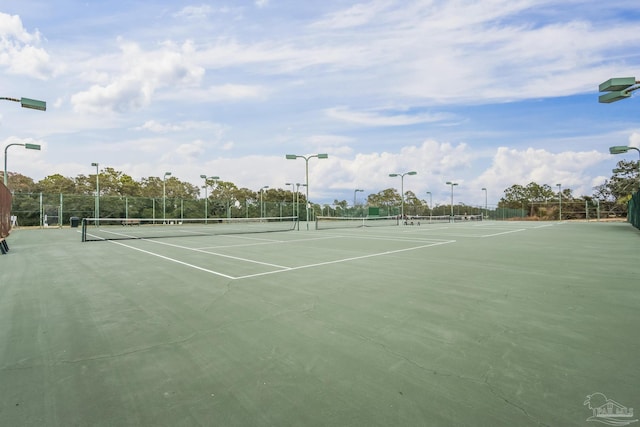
[311, 0, 394, 29]
[70, 40, 204, 114]
[174, 139, 206, 158]
[0, 12, 40, 43]
[0, 12, 55, 79]
[207, 84, 266, 100]
[325, 107, 453, 126]
[137, 120, 226, 134]
[476, 147, 611, 199]
[173, 5, 214, 19]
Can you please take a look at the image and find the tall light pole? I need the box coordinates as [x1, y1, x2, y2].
[426, 191, 432, 222]
[200, 175, 220, 221]
[286, 153, 328, 229]
[556, 183, 562, 221]
[481, 187, 487, 220]
[163, 172, 172, 222]
[446, 181, 458, 220]
[354, 189, 364, 210]
[4, 143, 41, 186]
[2, 96, 45, 186]
[295, 183, 306, 230]
[389, 171, 417, 219]
[285, 182, 295, 218]
[91, 162, 99, 225]
[260, 186, 269, 218]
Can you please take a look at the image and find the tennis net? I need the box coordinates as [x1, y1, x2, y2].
[315, 215, 399, 230]
[81, 216, 297, 242]
[402, 214, 484, 224]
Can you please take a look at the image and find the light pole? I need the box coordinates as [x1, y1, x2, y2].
[91, 162, 99, 225]
[285, 182, 295, 218]
[556, 183, 562, 221]
[200, 175, 220, 221]
[163, 172, 172, 222]
[4, 143, 41, 186]
[426, 191, 432, 222]
[481, 187, 487, 220]
[610, 146, 640, 190]
[389, 171, 417, 219]
[446, 181, 458, 220]
[598, 77, 639, 103]
[2, 96, 45, 186]
[295, 183, 306, 230]
[260, 186, 269, 218]
[286, 153, 328, 229]
[354, 189, 364, 215]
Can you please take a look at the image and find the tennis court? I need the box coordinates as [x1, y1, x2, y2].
[1, 220, 638, 426]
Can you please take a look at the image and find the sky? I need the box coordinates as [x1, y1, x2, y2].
[1, 0, 639, 208]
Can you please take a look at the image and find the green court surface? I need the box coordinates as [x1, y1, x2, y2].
[1, 221, 638, 426]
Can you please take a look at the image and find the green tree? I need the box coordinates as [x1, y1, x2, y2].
[5, 172, 36, 193]
[499, 182, 557, 213]
[593, 159, 639, 215]
[367, 188, 400, 214]
[404, 190, 424, 216]
[36, 174, 77, 194]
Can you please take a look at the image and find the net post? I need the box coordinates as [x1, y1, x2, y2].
[81, 218, 87, 242]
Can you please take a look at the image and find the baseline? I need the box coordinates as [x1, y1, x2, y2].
[105, 234, 456, 280]
[235, 239, 456, 280]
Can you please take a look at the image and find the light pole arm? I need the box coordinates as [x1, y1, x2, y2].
[4, 143, 24, 186]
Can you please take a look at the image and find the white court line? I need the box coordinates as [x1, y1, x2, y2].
[402, 227, 451, 233]
[108, 240, 238, 279]
[107, 236, 456, 280]
[234, 240, 456, 280]
[323, 235, 451, 244]
[196, 235, 343, 250]
[481, 228, 526, 237]
[141, 239, 291, 269]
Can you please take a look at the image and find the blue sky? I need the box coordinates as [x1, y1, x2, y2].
[1, 0, 639, 207]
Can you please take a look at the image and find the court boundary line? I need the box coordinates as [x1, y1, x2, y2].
[109, 240, 237, 279]
[107, 236, 456, 280]
[139, 238, 291, 269]
[481, 229, 526, 237]
[234, 240, 456, 280]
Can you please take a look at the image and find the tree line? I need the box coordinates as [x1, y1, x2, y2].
[6, 158, 638, 220]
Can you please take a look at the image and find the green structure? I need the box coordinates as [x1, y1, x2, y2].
[598, 77, 639, 103]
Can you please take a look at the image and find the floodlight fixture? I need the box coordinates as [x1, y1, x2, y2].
[609, 146, 630, 154]
[1, 96, 47, 111]
[599, 77, 639, 103]
[3, 143, 42, 186]
[285, 153, 328, 229]
[389, 171, 417, 219]
[446, 182, 458, 218]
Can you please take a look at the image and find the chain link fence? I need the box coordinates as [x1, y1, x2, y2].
[1, 182, 11, 239]
[10, 193, 300, 227]
[629, 190, 639, 230]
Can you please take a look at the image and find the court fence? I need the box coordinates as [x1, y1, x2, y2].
[629, 190, 640, 230]
[1, 182, 11, 253]
[320, 202, 620, 222]
[10, 193, 304, 228]
[9, 192, 628, 229]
